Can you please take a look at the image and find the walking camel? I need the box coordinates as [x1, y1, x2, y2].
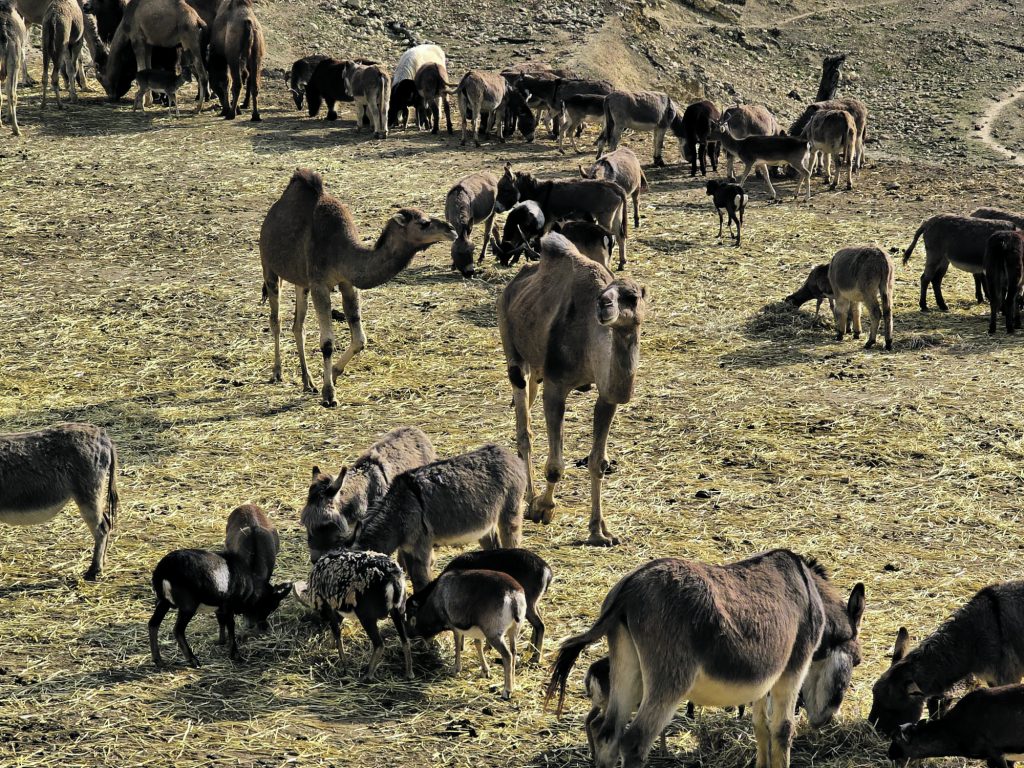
[498, 232, 648, 546]
[259, 169, 456, 407]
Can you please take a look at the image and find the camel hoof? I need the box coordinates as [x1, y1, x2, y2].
[586, 532, 618, 547]
[321, 396, 338, 408]
[527, 498, 555, 524]
[303, 383, 318, 394]
[864, 339, 875, 349]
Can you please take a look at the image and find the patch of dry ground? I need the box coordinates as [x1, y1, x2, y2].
[2, 0, 1024, 766]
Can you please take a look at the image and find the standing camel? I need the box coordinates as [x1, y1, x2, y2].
[259, 169, 456, 408]
[209, 0, 263, 120]
[498, 233, 648, 546]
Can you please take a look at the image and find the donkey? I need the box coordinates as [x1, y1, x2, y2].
[984, 230, 1024, 335]
[0, 423, 119, 580]
[559, 93, 607, 153]
[343, 60, 390, 138]
[790, 97, 868, 171]
[679, 100, 722, 177]
[287, 54, 327, 109]
[786, 263, 840, 325]
[869, 580, 1024, 736]
[579, 147, 648, 229]
[456, 69, 507, 147]
[596, 89, 683, 167]
[804, 109, 857, 191]
[546, 550, 865, 768]
[828, 246, 895, 350]
[445, 171, 500, 275]
[0, 0, 26, 135]
[414, 61, 452, 134]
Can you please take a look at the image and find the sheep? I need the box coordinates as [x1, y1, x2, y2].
[388, 43, 444, 129]
[704, 179, 747, 246]
[343, 60, 390, 138]
[148, 538, 291, 667]
[300, 426, 437, 563]
[680, 99, 722, 177]
[903, 214, 1015, 312]
[490, 200, 545, 267]
[406, 569, 527, 699]
[984, 230, 1024, 335]
[804, 109, 857, 191]
[41, 0, 84, 110]
[414, 61, 452, 134]
[0, 423, 119, 580]
[558, 93, 606, 153]
[445, 171, 499, 276]
[436, 548, 552, 658]
[579, 147, 648, 229]
[719, 104, 780, 178]
[827, 246, 895, 350]
[301, 548, 413, 680]
[351, 443, 526, 592]
[549, 219, 614, 268]
[0, 0, 26, 135]
[132, 66, 191, 116]
[887, 685, 1024, 767]
[710, 120, 812, 201]
[287, 53, 327, 109]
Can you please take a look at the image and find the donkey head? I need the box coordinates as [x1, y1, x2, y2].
[785, 264, 833, 307]
[801, 581, 866, 727]
[496, 163, 520, 213]
[869, 627, 927, 736]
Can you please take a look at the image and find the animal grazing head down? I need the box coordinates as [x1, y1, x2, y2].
[869, 627, 927, 736]
[450, 238, 476, 277]
[785, 263, 832, 306]
[301, 466, 358, 562]
[801, 581, 866, 728]
[243, 582, 293, 625]
[597, 280, 648, 329]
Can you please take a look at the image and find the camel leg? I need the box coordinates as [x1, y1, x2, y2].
[333, 284, 366, 380]
[310, 285, 338, 408]
[479, 212, 495, 264]
[264, 274, 283, 382]
[533, 383, 570, 525]
[294, 286, 316, 392]
[512, 370, 537, 519]
[587, 397, 619, 546]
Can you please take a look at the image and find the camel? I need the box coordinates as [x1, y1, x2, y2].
[15, 0, 96, 88]
[96, 0, 207, 110]
[259, 169, 457, 408]
[498, 233, 648, 546]
[41, 0, 84, 109]
[208, 0, 264, 120]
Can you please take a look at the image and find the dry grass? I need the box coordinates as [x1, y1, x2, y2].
[3, 1, 1024, 766]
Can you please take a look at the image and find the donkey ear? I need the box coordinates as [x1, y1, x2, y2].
[847, 583, 866, 633]
[892, 627, 911, 665]
[328, 466, 348, 494]
[503, 162, 513, 175]
[312, 465, 321, 479]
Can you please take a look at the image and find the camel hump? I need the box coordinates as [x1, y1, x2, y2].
[539, 232, 579, 261]
[290, 167, 324, 196]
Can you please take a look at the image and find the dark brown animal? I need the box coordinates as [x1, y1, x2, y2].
[984, 230, 1024, 334]
[208, 0, 264, 121]
[680, 100, 722, 177]
[414, 61, 451, 134]
[287, 54, 327, 109]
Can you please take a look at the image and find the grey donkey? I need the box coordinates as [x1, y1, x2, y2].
[300, 426, 437, 563]
[352, 443, 526, 591]
[546, 550, 865, 768]
[0, 423, 119, 580]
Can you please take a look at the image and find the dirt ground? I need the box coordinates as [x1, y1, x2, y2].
[2, 0, 1024, 766]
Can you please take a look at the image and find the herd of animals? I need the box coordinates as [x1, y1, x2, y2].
[1, 0, 1024, 767]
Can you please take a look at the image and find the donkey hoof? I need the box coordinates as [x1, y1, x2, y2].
[885, 340, 893, 350]
[303, 383, 318, 394]
[321, 396, 338, 408]
[501, 690, 512, 701]
[83, 567, 100, 581]
[864, 339, 875, 349]
[251, 113, 262, 122]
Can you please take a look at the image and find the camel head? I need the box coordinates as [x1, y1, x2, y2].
[597, 279, 648, 329]
[384, 208, 457, 254]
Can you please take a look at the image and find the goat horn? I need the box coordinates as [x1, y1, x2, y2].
[517, 226, 541, 260]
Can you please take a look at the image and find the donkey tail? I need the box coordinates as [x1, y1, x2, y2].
[903, 220, 928, 265]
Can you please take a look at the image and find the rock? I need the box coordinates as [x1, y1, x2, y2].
[886, 182, 900, 190]
[348, 14, 369, 26]
[788, 89, 802, 100]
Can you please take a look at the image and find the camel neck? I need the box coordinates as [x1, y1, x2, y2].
[340, 235, 420, 290]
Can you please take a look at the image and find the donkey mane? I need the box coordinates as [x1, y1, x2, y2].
[801, 555, 830, 580]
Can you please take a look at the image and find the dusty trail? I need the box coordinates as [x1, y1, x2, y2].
[976, 84, 1024, 164]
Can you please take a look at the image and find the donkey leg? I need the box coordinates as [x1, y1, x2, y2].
[587, 397, 619, 546]
[595, 622, 643, 768]
[479, 212, 495, 264]
[534, 383, 570, 525]
[511, 369, 537, 518]
[473, 639, 490, 678]
[752, 697, 770, 768]
[453, 632, 464, 674]
[526, 604, 544, 660]
[851, 302, 862, 339]
[489, 634, 515, 699]
[75, 492, 108, 581]
[767, 673, 804, 768]
[293, 286, 315, 392]
[310, 286, 338, 407]
[333, 284, 366, 379]
[833, 298, 850, 342]
[863, 296, 882, 349]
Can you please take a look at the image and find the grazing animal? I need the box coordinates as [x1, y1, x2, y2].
[827, 246, 895, 350]
[497, 164, 629, 270]
[287, 53, 327, 109]
[414, 61, 452, 134]
[869, 580, 1024, 736]
[704, 179, 747, 246]
[208, 0, 264, 121]
[491, 200, 545, 267]
[445, 171, 499, 275]
[224, 504, 279, 580]
[456, 70, 508, 147]
[148, 546, 291, 667]
[984, 231, 1024, 334]
[579, 147, 649, 229]
[550, 220, 615, 268]
[711, 121, 812, 201]
[585, 657, 671, 759]
[887, 685, 1024, 767]
[259, 169, 456, 407]
[903, 214, 1014, 312]
[406, 569, 527, 699]
[680, 100, 722, 177]
[304, 548, 413, 680]
[498, 233, 647, 545]
[300, 426, 437, 562]
[971, 208, 1024, 303]
[511, 74, 613, 137]
[718, 104, 780, 178]
[558, 93, 606, 153]
[0, 423, 118, 580]
[0, 0, 26, 135]
[596, 90, 684, 167]
[132, 66, 191, 115]
[790, 97, 868, 170]
[804, 109, 857, 191]
[437, 548, 553, 658]
[343, 60, 390, 138]
[785, 263, 843, 326]
[304, 57, 355, 120]
[387, 77, 424, 130]
[40, 0, 84, 109]
[388, 43, 444, 128]
[546, 551, 866, 768]
[351, 444, 526, 592]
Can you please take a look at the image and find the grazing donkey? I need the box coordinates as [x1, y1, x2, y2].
[869, 580, 1024, 736]
[546, 550, 865, 768]
[343, 60, 390, 138]
[596, 89, 684, 167]
[0, 0, 26, 135]
[887, 685, 1024, 767]
[445, 171, 500, 275]
[984, 231, 1024, 335]
[680, 99, 722, 177]
[786, 263, 843, 326]
[828, 246, 895, 350]
[41, 0, 84, 110]
[0, 423, 119, 580]
[579, 147, 649, 229]
[351, 444, 526, 591]
[300, 426, 436, 562]
[903, 214, 1014, 312]
[456, 69, 507, 146]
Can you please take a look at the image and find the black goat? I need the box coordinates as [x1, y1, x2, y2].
[705, 179, 747, 245]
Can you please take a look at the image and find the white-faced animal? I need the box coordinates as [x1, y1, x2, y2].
[704, 179, 747, 246]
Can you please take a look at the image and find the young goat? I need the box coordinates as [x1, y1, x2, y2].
[352, 444, 526, 592]
[491, 200, 545, 267]
[705, 179, 747, 246]
[302, 548, 413, 680]
[406, 569, 526, 699]
[888, 685, 1024, 767]
[133, 67, 192, 116]
[437, 548, 552, 659]
[984, 230, 1024, 335]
